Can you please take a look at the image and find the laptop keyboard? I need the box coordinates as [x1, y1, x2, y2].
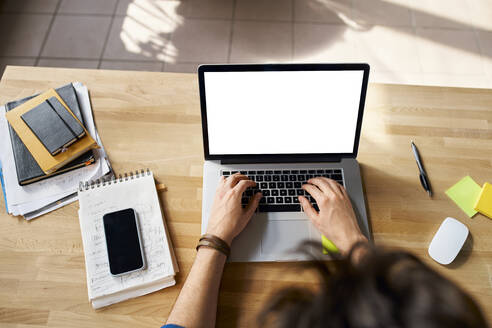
[221, 169, 345, 213]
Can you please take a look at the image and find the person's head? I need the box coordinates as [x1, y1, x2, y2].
[259, 242, 488, 328]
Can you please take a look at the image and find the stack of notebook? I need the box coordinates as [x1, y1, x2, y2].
[0, 82, 112, 219]
[78, 170, 178, 308]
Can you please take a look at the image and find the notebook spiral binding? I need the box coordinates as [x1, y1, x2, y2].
[78, 168, 151, 192]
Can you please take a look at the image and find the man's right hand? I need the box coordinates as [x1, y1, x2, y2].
[299, 177, 367, 255]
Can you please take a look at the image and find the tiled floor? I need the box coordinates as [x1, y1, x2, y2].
[0, 0, 492, 89]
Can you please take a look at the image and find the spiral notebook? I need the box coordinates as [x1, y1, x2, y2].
[78, 169, 178, 309]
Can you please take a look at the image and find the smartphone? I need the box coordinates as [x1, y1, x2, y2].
[102, 208, 146, 276]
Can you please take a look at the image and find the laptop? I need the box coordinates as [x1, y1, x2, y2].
[199, 63, 371, 262]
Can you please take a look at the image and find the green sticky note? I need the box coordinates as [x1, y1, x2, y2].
[445, 176, 481, 217]
[322, 235, 339, 254]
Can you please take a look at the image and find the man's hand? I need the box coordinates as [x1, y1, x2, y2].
[299, 177, 367, 255]
[206, 173, 262, 245]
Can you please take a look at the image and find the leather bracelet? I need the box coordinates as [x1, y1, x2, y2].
[199, 234, 231, 248]
[196, 234, 231, 257]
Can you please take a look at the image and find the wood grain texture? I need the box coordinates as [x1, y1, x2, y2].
[0, 66, 491, 327]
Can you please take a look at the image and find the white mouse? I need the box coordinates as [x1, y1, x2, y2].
[428, 217, 469, 265]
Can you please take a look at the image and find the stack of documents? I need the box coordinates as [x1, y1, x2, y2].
[0, 82, 111, 220]
[78, 170, 178, 308]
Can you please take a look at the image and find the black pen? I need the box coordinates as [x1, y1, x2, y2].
[411, 140, 432, 197]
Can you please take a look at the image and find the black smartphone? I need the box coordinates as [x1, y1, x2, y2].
[102, 208, 146, 276]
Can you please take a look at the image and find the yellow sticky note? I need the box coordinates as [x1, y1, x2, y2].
[322, 235, 339, 254]
[445, 176, 481, 218]
[474, 182, 492, 219]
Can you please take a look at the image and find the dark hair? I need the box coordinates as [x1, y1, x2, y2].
[258, 242, 488, 328]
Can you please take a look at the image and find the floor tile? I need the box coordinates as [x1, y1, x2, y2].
[116, 0, 185, 16]
[353, 0, 413, 27]
[293, 23, 360, 62]
[294, 0, 351, 24]
[353, 26, 420, 73]
[116, 0, 132, 15]
[163, 62, 200, 73]
[184, 0, 233, 19]
[0, 0, 58, 14]
[42, 15, 112, 59]
[100, 60, 163, 71]
[466, 0, 492, 30]
[235, 0, 292, 21]
[58, 0, 118, 15]
[0, 14, 52, 56]
[476, 30, 492, 79]
[370, 71, 427, 86]
[415, 28, 484, 75]
[0, 0, 488, 90]
[412, 0, 474, 30]
[477, 31, 492, 60]
[421, 73, 491, 89]
[230, 21, 292, 63]
[0, 57, 37, 77]
[170, 19, 231, 63]
[104, 2, 180, 61]
[37, 58, 99, 69]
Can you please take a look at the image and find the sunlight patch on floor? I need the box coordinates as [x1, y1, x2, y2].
[120, 0, 182, 62]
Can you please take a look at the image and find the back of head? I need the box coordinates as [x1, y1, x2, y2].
[258, 243, 488, 328]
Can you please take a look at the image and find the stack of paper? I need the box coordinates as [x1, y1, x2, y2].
[0, 82, 111, 220]
[78, 170, 178, 308]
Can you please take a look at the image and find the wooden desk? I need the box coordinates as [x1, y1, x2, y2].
[0, 66, 491, 327]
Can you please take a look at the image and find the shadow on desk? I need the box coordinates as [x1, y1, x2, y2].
[447, 233, 473, 270]
[218, 261, 320, 327]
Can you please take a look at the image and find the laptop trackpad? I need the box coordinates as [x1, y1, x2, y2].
[261, 220, 310, 255]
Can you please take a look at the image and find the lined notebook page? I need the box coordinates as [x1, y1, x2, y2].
[78, 171, 175, 300]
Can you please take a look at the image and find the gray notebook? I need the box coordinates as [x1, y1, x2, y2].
[21, 101, 76, 156]
[47, 97, 85, 139]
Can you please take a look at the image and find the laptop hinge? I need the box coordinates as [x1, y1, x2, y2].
[220, 156, 342, 165]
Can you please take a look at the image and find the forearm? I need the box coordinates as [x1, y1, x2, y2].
[166, 247, 227, 328]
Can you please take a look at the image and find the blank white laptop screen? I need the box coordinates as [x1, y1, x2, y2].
[204, 70, 364, 155]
